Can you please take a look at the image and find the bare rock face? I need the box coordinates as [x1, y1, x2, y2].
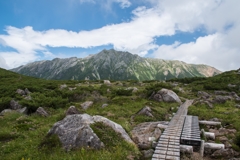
[36, 107, 49, 117]
[92, 115, 134, 144]
[150, 88, 181, 103]
[130, 122, 163, 149]
[65, 106, 81, 116]
[80, 101, 93, 110]
[48, 114, 103, 151]
[10, 100, 22, 110]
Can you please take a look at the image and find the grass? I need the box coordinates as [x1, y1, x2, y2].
[0, 68, 240, 159]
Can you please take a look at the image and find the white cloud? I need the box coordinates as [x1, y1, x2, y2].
[0, 55, 9, 69]
[0, 0, 240, 71]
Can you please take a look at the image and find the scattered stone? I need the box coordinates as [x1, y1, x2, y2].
[10, 100, 22, 110]
[80, 101, 93, 110]
[104, 80, 111, 85]
[0, 109, 13, 116]
[142, 149, 154, 159]
[130, 122, 162, 149]
[205, 101, 214, 109]
[128, 87, 138, 93]
[48, 114, 103, 151]
[236, 97, 240, 102]
[60, 84, 67, 90]
[24, 95, 32, 100]
[228, 84, 236, 88]
[25, 88, 31, 95]
[136, 106, 153, 117]
[150, 88, 181, 103]
[209, 118, 220, 122]
[218, 136, 228, 142]
[16, 89, 26, 96]
[214, 91, 229, 95]
[36, 107, 49, 117]
[211, 149, 239, 159]
[65, 106, 81, 116]
[101, 104, 108, 108]
[213, 95, 232, 104]
[198, 91, 210, 98]
[236, 104, 240, 108]
[92, 115, 134, 144]
[16, 107, 28, 114]
[69, 87, 76, 91]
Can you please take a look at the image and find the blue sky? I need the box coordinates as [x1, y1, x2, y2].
[0, 0, 239, 71]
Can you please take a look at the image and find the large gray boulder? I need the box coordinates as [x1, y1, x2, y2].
[130, 122, 164, 149]
[48, 114, 103, 151]
[92, 115, 134, 144]
[213, 95, 232, 104]
[151, 88, 181, 103]
[10, 100, 22, 110]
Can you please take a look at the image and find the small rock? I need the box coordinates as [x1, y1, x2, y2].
[228, 84, 236, 88]
[17, 107, 28, 114]
[218, 136, 228, 142]
[36, 107, 49, 117]
[16, 89, 26, 95]
[142, 149, 154, 159]
[24, 95, 32, 100]
[25, 88, 31, 95]
[0, 109, 13, 116]
[213, 95, 232, 104]
[136, 106, 154, 117]
[80, 101, 93, 110]
[130, 122, 162, 149]
[205, 101, 214, 108]
[65, 106, 81, 116]
[104, 80, 111, 85]
[209, 118, 220, 122]
[10, 100, 22, 110]
[101, 104, 108, 108]
[60, 84, 67, 89]
[211, 149, 239, 159]
[236, 104, 240, 108]
[198, 91, 210, 98]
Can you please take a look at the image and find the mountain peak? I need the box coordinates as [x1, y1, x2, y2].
[11, 49, 222, 81]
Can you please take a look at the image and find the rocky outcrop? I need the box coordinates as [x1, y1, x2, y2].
[130, 122, 165, 149]
[36, 107, 49, 117]
[150, 88, 181, 103]
[65, 106, 81, 116]
[80, 101, 93, 110]
[16, 89, 26, 96]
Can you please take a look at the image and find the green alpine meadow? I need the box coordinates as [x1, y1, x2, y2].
[1, 66, 240, 159]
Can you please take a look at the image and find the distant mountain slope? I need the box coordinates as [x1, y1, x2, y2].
[11, 49, 222, 81]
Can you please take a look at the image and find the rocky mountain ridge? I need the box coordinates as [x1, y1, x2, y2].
[12, 49, 222, 80]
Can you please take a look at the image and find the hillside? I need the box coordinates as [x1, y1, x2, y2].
[11, 49, 221, 81]
[0, 68, 240, 159]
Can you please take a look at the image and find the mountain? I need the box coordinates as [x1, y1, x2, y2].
[11, 49, 221, 81]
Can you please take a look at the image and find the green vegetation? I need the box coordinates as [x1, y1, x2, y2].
[0, 68, 240, 159]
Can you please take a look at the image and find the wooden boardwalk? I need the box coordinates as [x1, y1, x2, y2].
[152, 100, 194, 160]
